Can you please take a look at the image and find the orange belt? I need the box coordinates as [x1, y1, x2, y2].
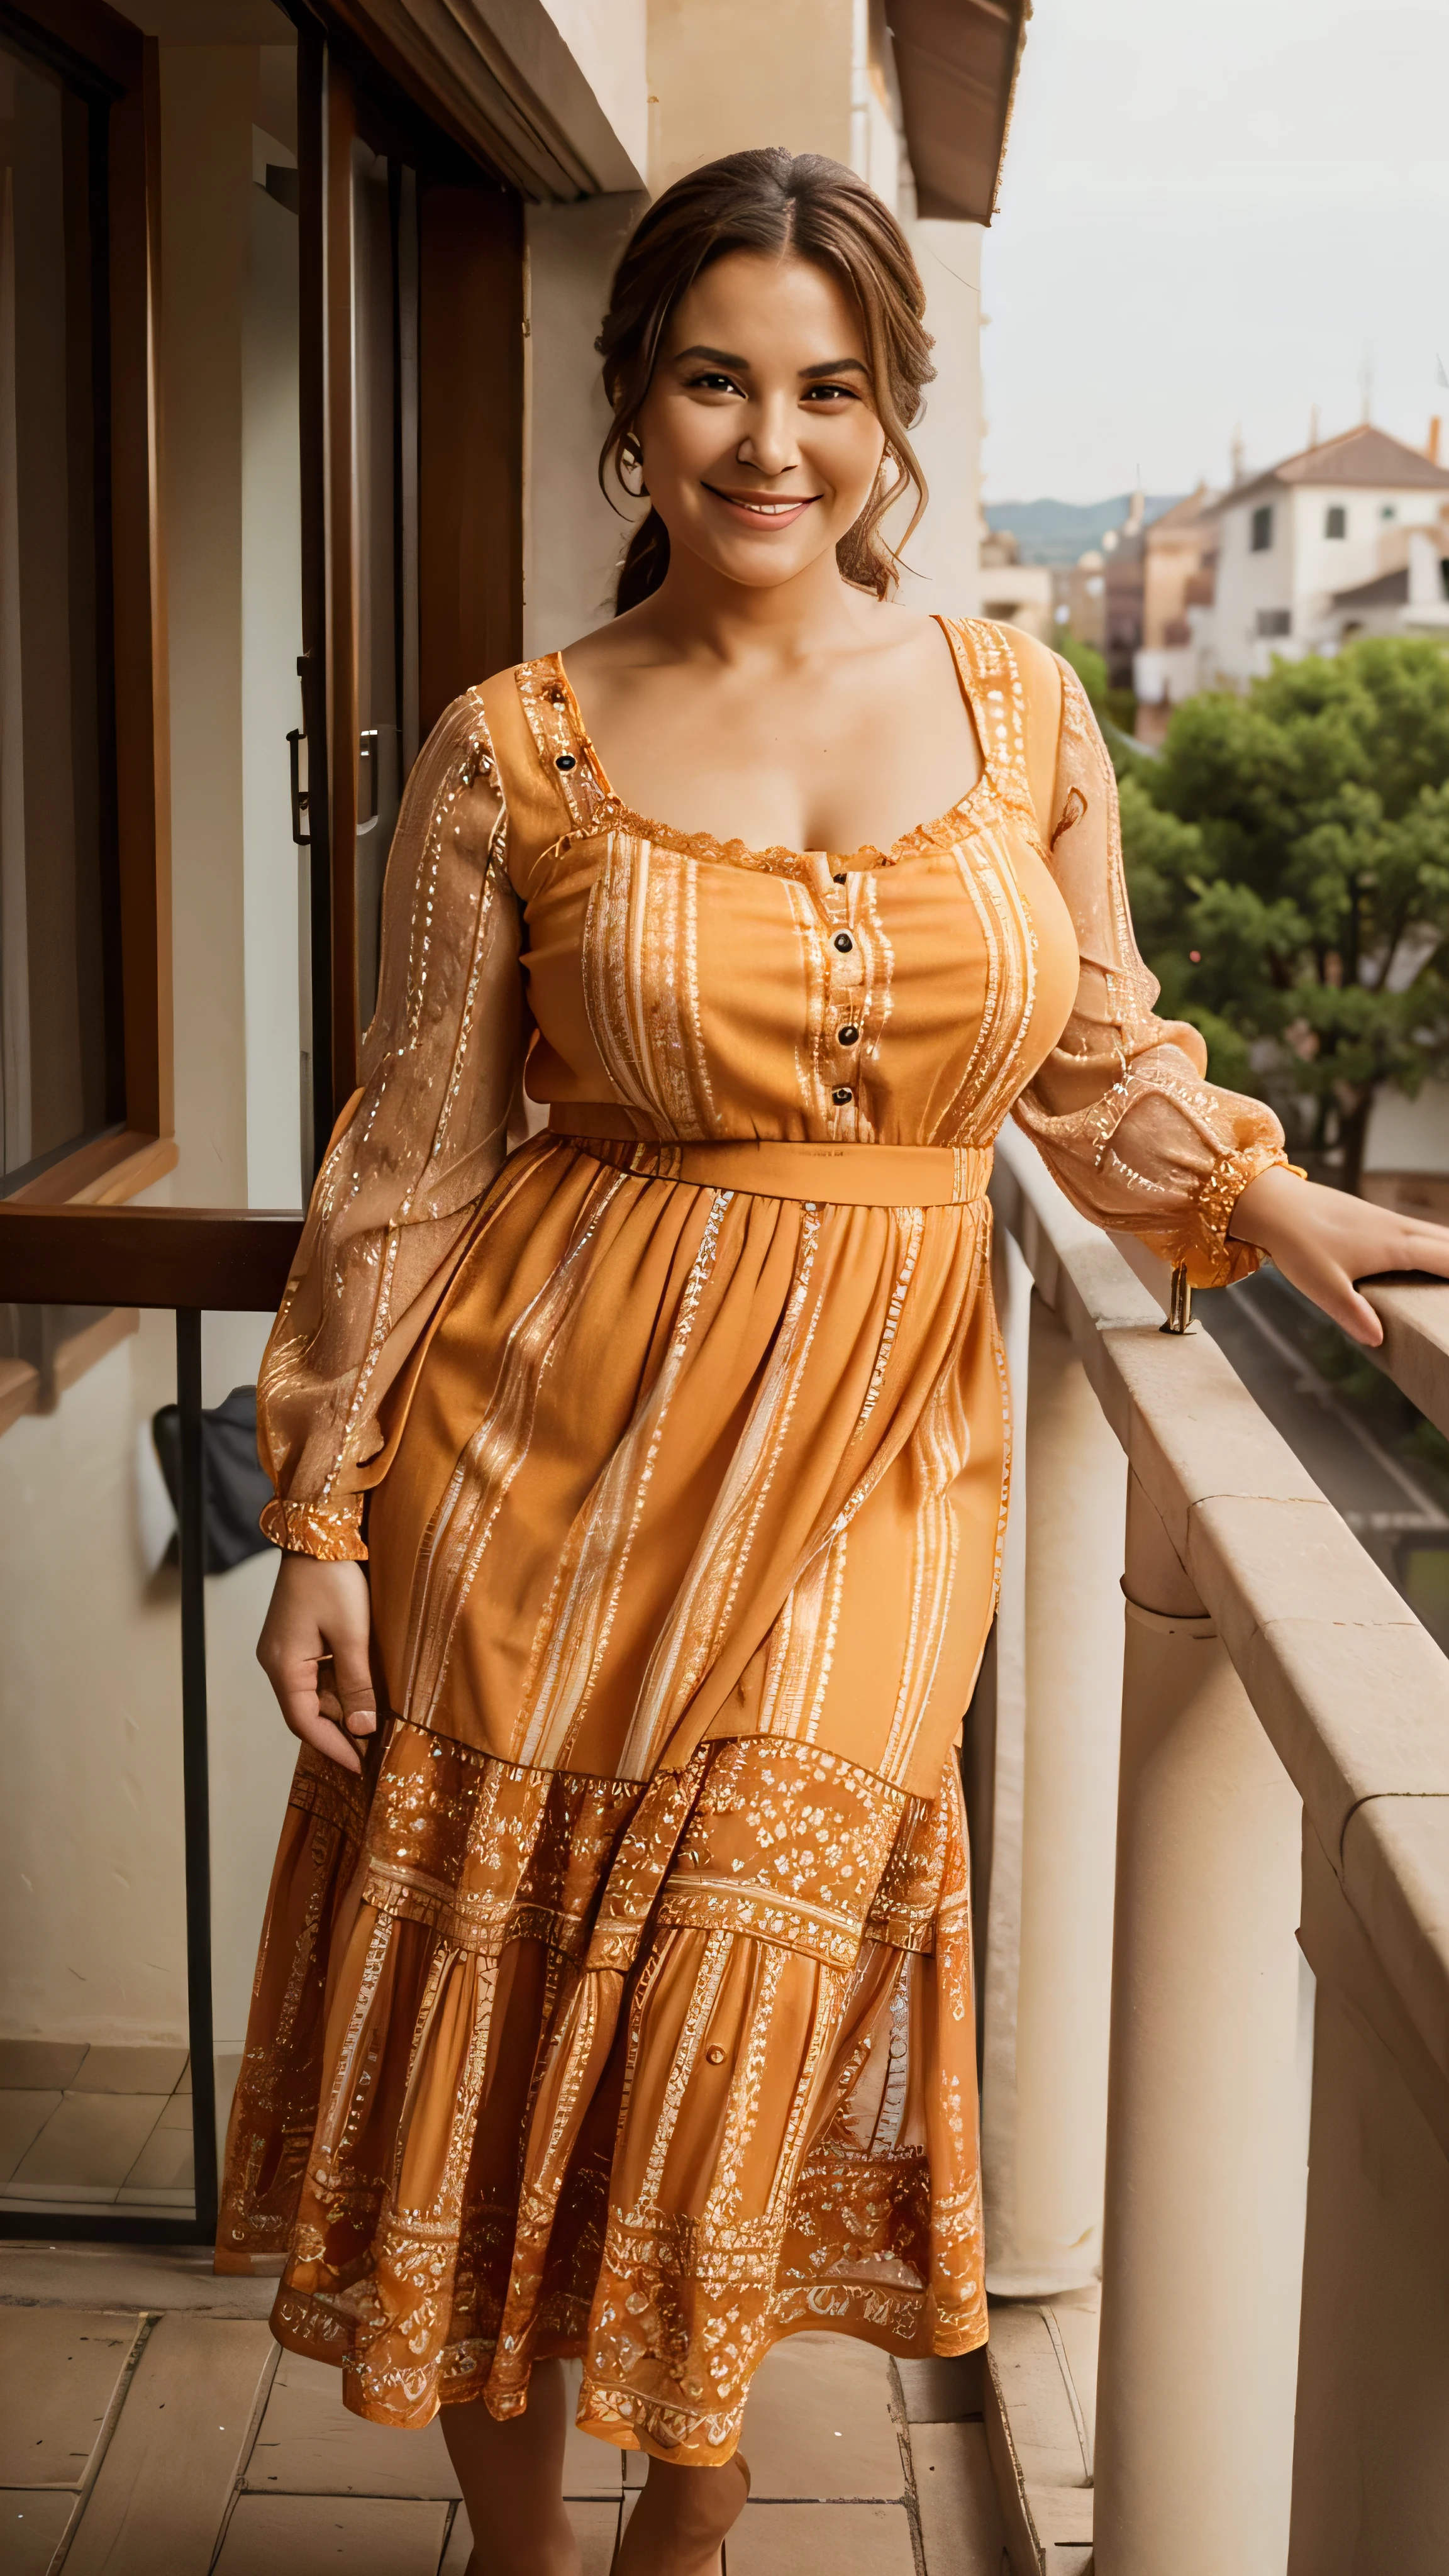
[548, 1110, 992, 1208]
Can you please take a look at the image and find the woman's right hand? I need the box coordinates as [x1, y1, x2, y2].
[256, 1551, 376, 1775]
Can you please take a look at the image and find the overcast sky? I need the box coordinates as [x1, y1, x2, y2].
[977, 0, 1449, 503]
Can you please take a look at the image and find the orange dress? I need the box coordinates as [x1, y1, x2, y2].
[217, 617, 1285, 2463]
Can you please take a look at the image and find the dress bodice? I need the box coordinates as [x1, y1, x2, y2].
[489, 619, 1082, 1154]
[253, 614, 1289, 1562]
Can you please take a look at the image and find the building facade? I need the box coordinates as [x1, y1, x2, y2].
[979, 522, 1054, 641]
[1130, 484, 1219, 741]
[1201, 421, 1449, 687]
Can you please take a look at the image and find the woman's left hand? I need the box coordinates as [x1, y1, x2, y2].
[1228, 1163, 1449, 1347]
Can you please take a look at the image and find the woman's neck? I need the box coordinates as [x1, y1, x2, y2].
[617, 538, 889, 671]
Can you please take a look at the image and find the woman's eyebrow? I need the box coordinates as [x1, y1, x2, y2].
[671, 346, 869, 380]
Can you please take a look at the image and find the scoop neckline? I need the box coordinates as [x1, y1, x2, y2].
[548, 615, 997, 871]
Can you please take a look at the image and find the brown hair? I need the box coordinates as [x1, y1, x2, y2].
[597, 148, 935, 613]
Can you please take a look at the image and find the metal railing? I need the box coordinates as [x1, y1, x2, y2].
[0, 1206, 301, 2246]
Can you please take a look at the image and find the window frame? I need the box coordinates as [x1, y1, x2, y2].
[296, 18, 523, 1165]
[1250, 503, 1273, 553]
[1324, 504, 1347, 540]
[0, 0, 174, 1213]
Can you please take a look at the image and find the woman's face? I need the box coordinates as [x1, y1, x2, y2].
[631, 249, 887, 592]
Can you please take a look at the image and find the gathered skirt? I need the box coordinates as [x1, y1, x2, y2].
[216, 1711, 985, 2460]
[219, 1136, 996, 2460]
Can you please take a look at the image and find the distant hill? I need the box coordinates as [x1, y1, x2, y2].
[984, 494, 1188, 567]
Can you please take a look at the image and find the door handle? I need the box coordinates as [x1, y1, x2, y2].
[358, 728, 379, 830]
[287, 728, 310, 845]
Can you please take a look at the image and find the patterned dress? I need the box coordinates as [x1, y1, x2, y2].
[216, 616, 1285, 2463]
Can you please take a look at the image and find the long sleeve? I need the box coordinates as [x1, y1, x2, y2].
[258, 688, 526, 1558]
[1013, 660, 1291, 1288]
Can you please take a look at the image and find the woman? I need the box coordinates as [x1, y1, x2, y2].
[219, 148, 1447, 2575]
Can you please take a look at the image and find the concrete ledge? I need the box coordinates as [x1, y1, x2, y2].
[1366, 1277, 1449, 1445]
[1299, 1818, 1449, 2166]
[994, 1123, 1449, 2095]
[980, 2306, 1093, 2576]
[1340, 1794, 1449, 2092]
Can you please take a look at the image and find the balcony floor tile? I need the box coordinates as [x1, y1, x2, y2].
[728, 2501, 917, 2574]
[0, 2092, 63, 2187]
[0, 2045, 87, 2091]
[70, 2048, 189, 2097]
[0, 2487, 79, 2570]
[734, 2334, 906, 2501]
[443, 2501, 619, 2575]
[213, 2492, 450, 2573]
[0, 2310, 145, 2488]
[9, 2094, 167, 2192]
[244, 2353, 459, 2499]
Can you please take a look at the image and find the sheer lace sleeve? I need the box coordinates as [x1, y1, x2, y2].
[257, 688, 526, 1559]
[1013, 659, 1292, 1288]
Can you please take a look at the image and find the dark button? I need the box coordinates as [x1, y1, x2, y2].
[833, 931, 853, 953]
[838, 1024, 860, 1046]
[555, 751, 577, 772]
[833, 871, 847, 885]
[832, 1085, 853, 1105]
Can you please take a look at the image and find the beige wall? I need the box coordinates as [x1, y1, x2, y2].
[524, 193, 648, 653]
[646, 0, 854, 192]
[543, 0, 648, 182]
[902, 219, 983, 620]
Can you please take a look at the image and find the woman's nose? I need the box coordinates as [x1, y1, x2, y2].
[737, 398, 799, 481]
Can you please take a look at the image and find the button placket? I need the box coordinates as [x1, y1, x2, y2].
[817, 858, 863, 1131]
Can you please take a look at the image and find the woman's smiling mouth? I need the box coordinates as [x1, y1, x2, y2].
[702, 484, 819, 525]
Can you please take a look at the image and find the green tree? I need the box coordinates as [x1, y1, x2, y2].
[1116, 638, 1449, 1192]
[1058, 628, 1138, 755]
[1057, 629, 1109, 708]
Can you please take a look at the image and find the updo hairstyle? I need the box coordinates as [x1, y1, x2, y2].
[597, 147, 936, 613]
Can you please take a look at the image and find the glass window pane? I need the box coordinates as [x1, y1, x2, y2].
[0, 38, 119, 1187]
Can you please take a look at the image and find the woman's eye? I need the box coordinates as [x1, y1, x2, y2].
[689, 371, 742, 394]
[802, 384, 859, 404]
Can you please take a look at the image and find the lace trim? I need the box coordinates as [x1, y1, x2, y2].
[1172, 1140, 1296, 1289]
[261, 1496, 367, 1562]
[532, 637, 1007, 875]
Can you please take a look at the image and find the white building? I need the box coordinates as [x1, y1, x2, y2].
[1203, 423, 1449, 686]
[1321, 524, 1449, 650]
[979, 523, 1055, 641]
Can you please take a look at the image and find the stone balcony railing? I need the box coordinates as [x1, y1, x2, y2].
[977, 1123, 1449, 2576]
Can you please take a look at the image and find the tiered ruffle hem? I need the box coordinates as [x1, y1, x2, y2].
[218, 1714, 985, 2463]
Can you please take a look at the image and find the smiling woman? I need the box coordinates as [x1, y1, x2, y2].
[597, 150, 933, 614]
[219, 142, 1449, 2576]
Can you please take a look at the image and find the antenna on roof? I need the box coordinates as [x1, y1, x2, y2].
[1360, 356, 1373, 424]
[1230, 425, 1245, 484]
[1308, 403, 1319, 449]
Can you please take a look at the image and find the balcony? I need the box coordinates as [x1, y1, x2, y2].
[3, 1129, 1448, 2572]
